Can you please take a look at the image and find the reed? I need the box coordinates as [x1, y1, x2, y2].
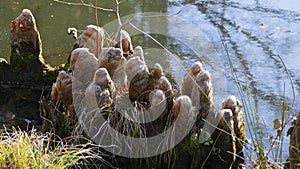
[222, 40, 293, 168]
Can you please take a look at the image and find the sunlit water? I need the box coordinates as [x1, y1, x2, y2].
[1, 0, 300, 161]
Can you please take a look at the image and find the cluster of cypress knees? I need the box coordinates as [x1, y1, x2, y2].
[2, 9, 300, 169]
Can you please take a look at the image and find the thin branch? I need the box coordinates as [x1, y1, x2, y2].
[53, 0, 115, 12]
[265, 114, 294, 158]
[118, 0, 128, 5]
[201, 132, 221, 169]
[94, 0, 100, 58]
[115, 0, 122, 27]
[115, 0, 123, 52]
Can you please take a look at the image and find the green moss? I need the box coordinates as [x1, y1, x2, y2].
[41, 99, 70, 138]
[179, 129, 237, 169]
[8, 40, 64, 85]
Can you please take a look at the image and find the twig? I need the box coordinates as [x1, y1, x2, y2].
[118, 0, 128, 4]
[201, 132, 221, 169]
[265, 113, 294, 158]
[53, 0, 115, 12]
[95, 0, 100, 58]
[115, 0, 123, 52]
[114, 0, 122, 27]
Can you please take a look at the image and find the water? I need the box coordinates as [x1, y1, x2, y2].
[170, 0, 300, 161]
[1, 0, 300, 162]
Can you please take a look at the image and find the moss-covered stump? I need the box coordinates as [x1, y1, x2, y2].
[0, 9, 65, 135]
[0, 9, 63, 86]
[10, 9, 46, 82]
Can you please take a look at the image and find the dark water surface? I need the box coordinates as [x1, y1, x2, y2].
[0, 0, 300, 161]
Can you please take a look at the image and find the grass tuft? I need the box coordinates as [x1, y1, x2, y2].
[0, 126, 108, 169]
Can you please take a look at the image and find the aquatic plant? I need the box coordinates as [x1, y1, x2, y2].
[222, 39, 294, 168]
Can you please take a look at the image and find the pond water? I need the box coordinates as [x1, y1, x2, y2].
[1, 0, 300, 162]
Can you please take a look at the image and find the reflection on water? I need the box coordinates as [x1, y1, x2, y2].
[0, 0, 299, 160]
[169, 0, 300, 159]
[0, 0, 168, 65]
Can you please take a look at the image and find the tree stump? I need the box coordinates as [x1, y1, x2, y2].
[10, 9, 45, 82]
